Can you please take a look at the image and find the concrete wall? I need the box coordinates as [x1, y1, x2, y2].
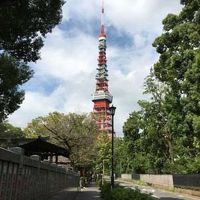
[121, 174, 132, 180]
[140, 174, 173, 188]
[0, 148, 80, 200]
[121, 173, 200, 190]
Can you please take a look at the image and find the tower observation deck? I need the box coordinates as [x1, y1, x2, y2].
[92, 0, 113, 135]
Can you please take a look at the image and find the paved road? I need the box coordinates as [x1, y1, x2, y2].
[116, 179, 199, 200]
[50, 185, 101, 200]
[48, 180, 199, 200]
[75, 186, 101, 200]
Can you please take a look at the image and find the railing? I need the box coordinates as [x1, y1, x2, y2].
[0, 148, 80, 200]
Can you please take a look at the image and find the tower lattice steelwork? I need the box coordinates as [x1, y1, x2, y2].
[92, 0, 113, 135]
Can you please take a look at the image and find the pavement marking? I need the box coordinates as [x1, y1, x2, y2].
[93, 195, 101, 198]
[152, 194, 159, 199]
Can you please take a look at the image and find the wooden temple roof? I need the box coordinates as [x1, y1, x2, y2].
[19, 137, 69, 158]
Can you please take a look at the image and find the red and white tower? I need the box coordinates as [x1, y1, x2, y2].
[92, 0, 113, 135]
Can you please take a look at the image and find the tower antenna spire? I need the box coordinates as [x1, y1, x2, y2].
[99, 0, 106, 38]
[101, 0, 104, 25]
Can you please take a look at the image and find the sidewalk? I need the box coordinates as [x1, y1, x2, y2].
[50, 184, 101, 200]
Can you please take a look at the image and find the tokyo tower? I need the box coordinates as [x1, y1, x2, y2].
[92, 0, 113, 136]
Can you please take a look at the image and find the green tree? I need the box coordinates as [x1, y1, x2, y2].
[139, 71, 175, 173]
[123, 111, 144, 173]
[123, 110, 152, 173]
[152, 0, 200, 172]
[114, 137, 135, 174]
[123, 0, 200, 174]
[0, 54, 33, 122]
[0, 0, 65, 62]
[0, 122, 25, 148]
[0, 122, 24, 139]
[24, 112, 98, 169]
[153, 0, 200, 141]
[0, 0, 65, 121]
[94, 132, 111, 175]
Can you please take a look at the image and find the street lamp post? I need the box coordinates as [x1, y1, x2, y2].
[109, 105, 116, 189]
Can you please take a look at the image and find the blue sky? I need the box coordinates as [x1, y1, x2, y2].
[8, 0, 182, 136]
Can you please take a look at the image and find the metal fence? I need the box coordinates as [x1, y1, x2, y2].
[0, 148, 79, 200]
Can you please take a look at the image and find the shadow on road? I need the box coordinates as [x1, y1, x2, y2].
[49, 189, 79, 200]
[49, 182, 101, 200]
[75, 188, 101, 200]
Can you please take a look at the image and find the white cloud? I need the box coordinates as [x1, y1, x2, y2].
[34, 28, 97, 80]
[8, 0, 182, 136]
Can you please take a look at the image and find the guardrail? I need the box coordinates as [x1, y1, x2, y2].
[0, 147, 80, 200]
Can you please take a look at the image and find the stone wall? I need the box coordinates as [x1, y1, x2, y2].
[0, 147, 80, 200]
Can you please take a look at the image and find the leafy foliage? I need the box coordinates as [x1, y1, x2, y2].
[94, 132, 111, 174]
[123, 0, 200, 174]
[101, 182, 155, 200]
[0, 122, 25, 148]
[0, 122, 25, 139]
[114, 137, 136, 174]
[24, 112, 98, 169]
[0, 0, 65, 62]
[0, 54, 33, 122]
[0, 0, 64, 121]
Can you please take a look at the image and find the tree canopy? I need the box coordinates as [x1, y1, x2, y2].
[0, 122, 25, 148]
[0, 54, 33, 122]
[0, 0, 65, 62]
[24, 112, 98, 169]
[94, 132, 111, 174]
[0, 0, 65, 122]
[123, 0, 200, 174]
[0, 122, 24, 139]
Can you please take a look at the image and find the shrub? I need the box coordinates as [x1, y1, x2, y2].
[80, 176, 86, 187]
[101, 182, 112, 200]
[95, 175, 103, 188]
[101, 182, 155, 200]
